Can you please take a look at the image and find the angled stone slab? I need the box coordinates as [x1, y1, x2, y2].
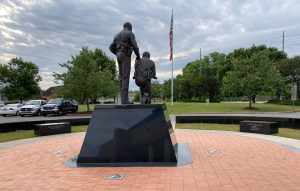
[76, 104, 179, 166]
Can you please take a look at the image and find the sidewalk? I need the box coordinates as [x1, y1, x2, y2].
[0, 129, 300, 190]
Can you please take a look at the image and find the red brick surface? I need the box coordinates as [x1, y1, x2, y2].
[0, 132, 300, 191]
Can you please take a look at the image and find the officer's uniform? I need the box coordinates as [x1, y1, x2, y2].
[134, 55, 156, 104]
[110, 23, 140, 104]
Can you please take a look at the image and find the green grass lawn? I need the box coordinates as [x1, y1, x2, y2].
[78, 102, 300, 114]
[71, 125, 88, 132]
[1, 124, 300, 143]
[176, 123, 300, 140]
[0, 130, 38, 143]
[0, 125, 88, 143]
[78, 104, 95, 112]
[165, 102, 300, 114]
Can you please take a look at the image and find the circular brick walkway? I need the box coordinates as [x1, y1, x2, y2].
[0, 132, 300, 191]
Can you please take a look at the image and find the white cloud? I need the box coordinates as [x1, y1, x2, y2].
[0, 0, 300, 91]
[156, 69, 182, 79]
[0, 53, 16, 63]
[38, 70, 58, 90]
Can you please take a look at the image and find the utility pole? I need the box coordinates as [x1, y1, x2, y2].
[282, 30, 285, 52]
[199, 48, 202, 74]
[200, 48, 202, 61]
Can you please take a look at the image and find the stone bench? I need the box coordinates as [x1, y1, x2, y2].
[34, 122, 71, 136]
[240, 121, 279, 135]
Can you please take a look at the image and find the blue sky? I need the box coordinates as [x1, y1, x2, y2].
[1, 0, 300, 90]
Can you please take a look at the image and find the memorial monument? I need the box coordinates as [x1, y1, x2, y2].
[66, 22, 191, 168]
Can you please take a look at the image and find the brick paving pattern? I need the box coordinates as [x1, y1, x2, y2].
[0, 132, 300, 191]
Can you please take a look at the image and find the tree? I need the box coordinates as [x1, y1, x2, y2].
[222, 50, 284, 108]
[162, 45, 285, 103]
[162, 79, 171, 100]
[98, 70, 119, 102]
[151, 81, 163, 99]
[226, 45, 287, 102]
[162, 76, 185, 101]
[277, 56, 300, 100]
[93, 48, 118, 102]
[133, 91, 140, 102]
[54, 47, 118, 111]
[93, 48, 117, 76]
[179, 60, 203, 101]
[179, 52, 225, 102]
[277, 56, 300, 84]
[0, 57, 41, 102]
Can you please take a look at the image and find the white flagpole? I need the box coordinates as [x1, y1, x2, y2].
[171, 55, 173, 106]
[171, 9, 174, 106]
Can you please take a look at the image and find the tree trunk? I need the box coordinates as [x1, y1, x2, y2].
[252, 95, 256, 103]
[248, 97, 252, 108]
[276, 90, 281, 100]
[209, 94, 213, 103]
[86, 98, 90, 112]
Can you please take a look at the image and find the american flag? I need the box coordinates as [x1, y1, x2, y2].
[169, 10, 173, 61]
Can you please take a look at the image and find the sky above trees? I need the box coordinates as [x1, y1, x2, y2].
[1, 0, 300, 90]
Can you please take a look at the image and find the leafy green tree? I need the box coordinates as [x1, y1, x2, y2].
[163, 45, 285, 103]
[222, 50, 284, 108]
[162, 76, 186, 101]
[133, 91, 140, 102]
[151, 81, 163, 99]
[94, 48, 118, 102]
[0, 57, 41, 102]
[174, 75, 185, 101]
[162, 79, 171, 100]
[180, 60, 202, 101]
[179, 52, 224, 102]
[277, 56, 300, 83]
[222, 45, 286, 102]
[54, 47, 118, 111]
[93, 48, 117, 75]
[98, 70, 119, 100]
[277, 56, 300, 99]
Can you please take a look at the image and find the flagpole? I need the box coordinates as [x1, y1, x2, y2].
[170, 9, 174, 106]
[171, 54, 173, 106]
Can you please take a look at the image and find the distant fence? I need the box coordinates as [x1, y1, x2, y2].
[223, 96, 277, 102]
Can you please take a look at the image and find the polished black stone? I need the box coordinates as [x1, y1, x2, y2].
[34, 122, 71, 136]
[240, 121, 279, 134]
[77, 104, 178, 166]
[65, 143, 192, 168]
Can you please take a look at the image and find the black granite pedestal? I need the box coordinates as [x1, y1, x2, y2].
[76, 104, 180, 167]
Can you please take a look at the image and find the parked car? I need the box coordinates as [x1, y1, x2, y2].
[19, 100, 47, 117]
[41, 98, 77, 116]
[72, 100, 79, 111]
[0, 103, 23, 116]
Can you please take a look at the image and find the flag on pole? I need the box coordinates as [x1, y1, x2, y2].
[169, 10, 173, 61]
[170, 9, 174, 106]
